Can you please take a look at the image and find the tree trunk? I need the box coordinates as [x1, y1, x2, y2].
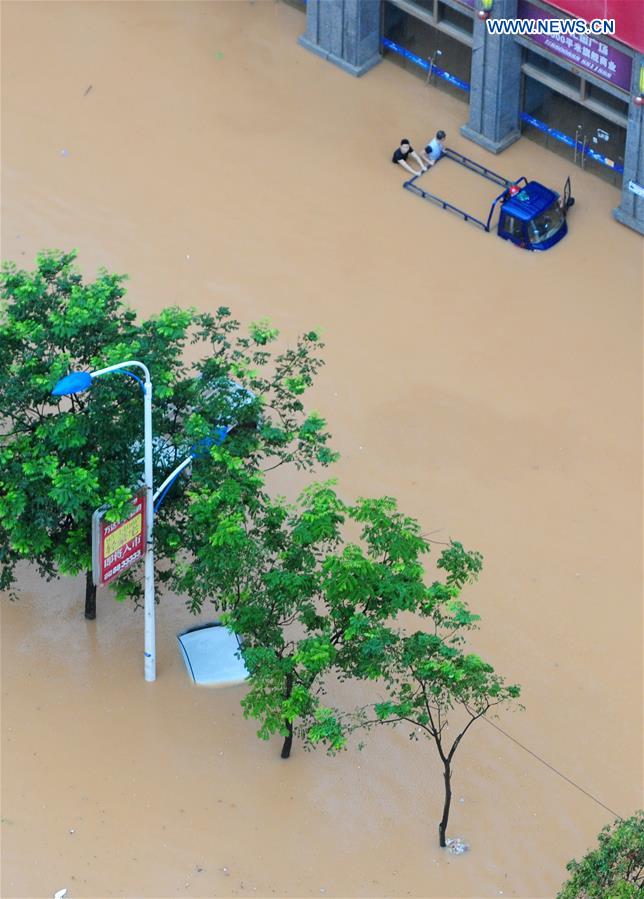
[438, 761, 452, 848]
[85, 570, 96, 620]
[280, 673, 294, 759]
[280, 720, 293, 759]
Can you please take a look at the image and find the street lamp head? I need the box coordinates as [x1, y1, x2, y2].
[51, 371, 93, 396]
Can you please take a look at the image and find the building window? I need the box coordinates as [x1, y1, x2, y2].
[586, 82, 629, 116]
[404, 0, 435, 15]
[437, 2, 473, 36]
[382, 1, 472, 101]
[521, 73, 626, 186]
[524, 48, 580, 91]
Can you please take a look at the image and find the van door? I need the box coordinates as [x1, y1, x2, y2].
[499, 213, 527, 248]
[562, 177, 574, 217]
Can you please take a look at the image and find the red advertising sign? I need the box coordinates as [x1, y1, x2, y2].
[518, 0, 633, 91]
[457, 0, 643, 54]
[545, 1, 644, 55]
[92, 491, 146, 586]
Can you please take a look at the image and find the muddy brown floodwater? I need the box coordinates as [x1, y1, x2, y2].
[1, 2, 642, 898]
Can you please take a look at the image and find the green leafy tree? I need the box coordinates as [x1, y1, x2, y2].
[342, 540, 521, 847]
[174, 476, 434, 758]
[0, 251, 335, 617]
[557, 812, 644, 899]
[178, 466, 521, 845]
[352, 637, 521, 848]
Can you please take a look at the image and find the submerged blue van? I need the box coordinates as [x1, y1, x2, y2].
[404, 148, 575, 252]
[497, 180, 572, 251]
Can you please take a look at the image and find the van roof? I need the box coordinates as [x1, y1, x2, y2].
[502, 182, 559, 221]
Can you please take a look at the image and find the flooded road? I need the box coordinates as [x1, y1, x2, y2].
[1, 2, 642, 897]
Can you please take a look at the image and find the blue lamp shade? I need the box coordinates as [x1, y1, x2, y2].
[51, 371, 93, 396]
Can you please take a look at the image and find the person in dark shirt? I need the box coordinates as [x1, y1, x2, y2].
[391, 138, 427, 176]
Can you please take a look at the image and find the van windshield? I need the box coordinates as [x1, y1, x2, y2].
[527, 201, 565, 245]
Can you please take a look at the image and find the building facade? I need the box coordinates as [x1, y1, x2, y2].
[298, 0, 644, 235]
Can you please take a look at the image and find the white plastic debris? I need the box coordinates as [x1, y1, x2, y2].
[446, 837, 469, 855]
[54, 890, 68, 899]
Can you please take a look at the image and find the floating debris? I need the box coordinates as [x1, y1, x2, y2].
[215, 51, 224, 60]
[60, 149, 69, 157]
[445, 837, 469, 855]
[83, 85, 93, 96]
[221, 866, 229, 876]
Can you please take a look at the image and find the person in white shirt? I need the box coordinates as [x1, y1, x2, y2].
[421, 130, 446, 167]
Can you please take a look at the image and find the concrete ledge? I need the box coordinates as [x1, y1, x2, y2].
[612, 205, 644, 236]
[298, 35, 381, 77]
[460, 125, 521, 155]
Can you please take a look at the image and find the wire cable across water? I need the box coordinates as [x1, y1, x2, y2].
[482, 716, 623, 819]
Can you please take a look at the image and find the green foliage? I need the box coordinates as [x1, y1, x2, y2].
[0, 250, 141, 591]
[3, 252, 522, 848]
[248, 318, 279, 346]
[176, 480, 433, 748]
[182, 467, 521, 851]
[557, 812, 644, 899]
[103, 486, 139, 524]
[340, 537, 521, 846]
[308, 706, 346, 753]
[436, 539, 483, 588]
[175, 467, 518, 779]
[1, 251, 335, 602]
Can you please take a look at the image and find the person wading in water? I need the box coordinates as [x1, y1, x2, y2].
[392, 138, 427, 176]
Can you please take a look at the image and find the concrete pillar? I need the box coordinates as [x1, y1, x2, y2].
[460, 0, 522, 153]
[613, 54, 644, 235]
[299, 0, 381, 78]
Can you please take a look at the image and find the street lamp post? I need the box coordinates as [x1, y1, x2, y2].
[52, 360, 157, 682]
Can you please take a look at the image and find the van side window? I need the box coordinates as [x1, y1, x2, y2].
[503, 215, 524, 240]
